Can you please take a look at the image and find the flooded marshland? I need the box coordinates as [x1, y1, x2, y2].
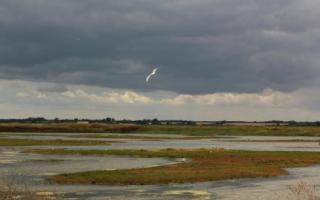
[1, 132, 320, 199]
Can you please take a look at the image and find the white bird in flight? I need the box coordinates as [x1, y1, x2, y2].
[146, 68, 158, 83]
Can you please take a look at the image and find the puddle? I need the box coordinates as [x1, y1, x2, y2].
[163, 190, 211, 197]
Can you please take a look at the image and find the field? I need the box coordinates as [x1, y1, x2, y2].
[0, 138, 114, 146]
[2, 123, 320, 137]
[138, 125, 320, 136]
[0, 123, 139, 133]
[29, 148, 320, 185]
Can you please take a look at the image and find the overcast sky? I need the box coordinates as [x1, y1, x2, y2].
[1, 0, 320, 120]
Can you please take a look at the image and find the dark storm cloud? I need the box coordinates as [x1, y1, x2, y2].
[1, 0, 320, 94]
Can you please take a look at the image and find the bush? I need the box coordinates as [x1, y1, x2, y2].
[0, 182, 60, 200]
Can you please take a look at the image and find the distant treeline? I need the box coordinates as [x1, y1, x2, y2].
[1, 117, 320, 126]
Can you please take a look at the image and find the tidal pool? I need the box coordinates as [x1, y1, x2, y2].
[29, 164, 319, 200]
[9, 136, 320, 152]
[3, 132, 320, 152]
[0, 147, 178, 189]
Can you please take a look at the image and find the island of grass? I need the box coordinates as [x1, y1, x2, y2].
[29, 148, 320, 185]
[0, 138, 114, 146]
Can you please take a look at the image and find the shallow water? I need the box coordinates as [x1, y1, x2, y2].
[0, 147, 177, 187]
[3, 132, 320, 152]
[23, 165, 320, 200]
[2, 133, 320, 199]
[26, 138, 320, 152]
[23, 165, 317, 200]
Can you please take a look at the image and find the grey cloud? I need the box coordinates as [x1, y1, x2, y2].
[1, 0, 320, 94]
[37, 84, 67, 93]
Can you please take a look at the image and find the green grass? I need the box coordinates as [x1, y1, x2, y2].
[29, 148, 320, 185]
[137, 125, 320, 136]
[0, 138, 114, 146]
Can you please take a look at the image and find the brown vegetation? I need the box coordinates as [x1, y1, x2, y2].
[3, 123, 320, 137]
[0, 123, 139, 133]
[31, 148, 320, 185]
[139, 125, 320, 136]
[0, 138, 114, 146]
[287, 181, 319, 200]
[0, 182, 60, 200]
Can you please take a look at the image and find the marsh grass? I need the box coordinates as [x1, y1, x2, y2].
[218, 139, 320, 143]
[0, 123, 139, 133]
[0, 181, 60, 200]
[287, 181, 319, 200]
[0, 138, 114, 146]
[31, 159, 66, 163]
[2, 123, 320, 137]
[29, 148, 320, 185]
[138, 125, 320, 136]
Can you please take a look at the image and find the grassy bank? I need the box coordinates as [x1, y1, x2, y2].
[137, 125, 320, 136]
[30, 148, 320, 185]
[2, 123, 320, 137]
[0, 123, 139, 133]
[80, 134, 320, 142]
[0, 138, 114, 146]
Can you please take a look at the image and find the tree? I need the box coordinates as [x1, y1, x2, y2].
[151, 118, 160, 125]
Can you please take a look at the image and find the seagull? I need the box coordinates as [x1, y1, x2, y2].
[146, 68, 158, 83]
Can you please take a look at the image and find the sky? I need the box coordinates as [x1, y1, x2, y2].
[1, 0, 320, 120]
